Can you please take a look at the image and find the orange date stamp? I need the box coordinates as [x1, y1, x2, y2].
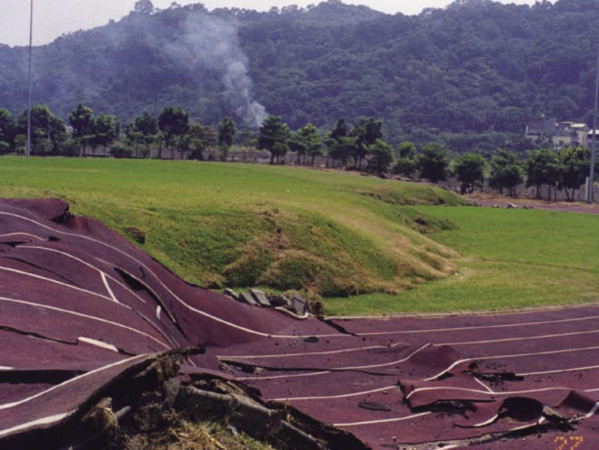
[554, 436, 584, 450]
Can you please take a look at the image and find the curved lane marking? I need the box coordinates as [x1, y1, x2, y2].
[407, 384, 599, 400]
[236, 343, 430, 381]
[0, 354, 149, 410]
[272, 385, 398, 402]
[435, 328, 599, 347]
[353, 314, 599, 337]
[333, 412, 431, 428]
[0, 232, 45, 241]
[519, 364, 599, 377]
[0, 296, 170, 350]
[223, 341, 407, 360]
[0, 411, 74, 439]
[19, 245, 146, 304]
[0, 265, 117, 304]
[424, 344, 599, 381]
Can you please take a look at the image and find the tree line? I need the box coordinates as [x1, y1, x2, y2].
[0, 103, 594, 201]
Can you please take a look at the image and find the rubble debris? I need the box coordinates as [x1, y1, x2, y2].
[239, 291, 258, 306]
[223, 288, 239, 301]
[291, 295, 308, 316]
[268, 293, 292, 308]
[250, 288, 272, 307]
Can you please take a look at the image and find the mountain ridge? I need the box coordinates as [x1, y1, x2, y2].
[1, 0, 598, 148]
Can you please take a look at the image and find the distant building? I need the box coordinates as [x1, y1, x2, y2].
[525, 116, 589, 149]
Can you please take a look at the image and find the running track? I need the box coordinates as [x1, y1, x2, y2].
[0, 198, 598, 449]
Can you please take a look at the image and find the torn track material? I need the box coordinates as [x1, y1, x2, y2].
[1, 198, 598, 449]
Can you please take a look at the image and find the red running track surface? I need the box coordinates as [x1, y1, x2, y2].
[0, 198, 598, 448]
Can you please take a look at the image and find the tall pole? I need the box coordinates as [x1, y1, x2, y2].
[589, 44, 599, 204]
[26, 0, 33, 158]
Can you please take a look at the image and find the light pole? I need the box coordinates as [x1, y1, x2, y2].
[589, 44, 599, 204]
[26, 0, 33, 158]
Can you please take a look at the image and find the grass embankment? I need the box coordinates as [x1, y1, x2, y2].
[327, 206, 599, 315]
[0, 156, 461, 300]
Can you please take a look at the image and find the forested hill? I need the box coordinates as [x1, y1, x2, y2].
[2, 0, 599, 146]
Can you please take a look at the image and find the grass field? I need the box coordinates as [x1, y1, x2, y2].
[0, 156, 461, 300]
[327, 206, 599, 315]
[2, 156, 598, 316]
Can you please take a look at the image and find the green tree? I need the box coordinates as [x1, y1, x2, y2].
[367, 139, 395, 175]
[417, 144, 449, 183]
[133, 112, 158, 157]
[185, 123, 217, 160]
[218, 117, 237, 161]
[158, 106, 189, 159]
[557, 146, 589, 202]
[525, 149, 560, 200]
[330, 118, 349, 143]
[350, 118, 383, 168]
[292, 123, 323, 166]
[20, 105, 68, 156]
[489, 150, 524, 197]
[392, 158, 417, 178]
[327, 136, 356, 169]
[398, 141, 417, 159]
[257, 115, 289, 164]
[134, 0, 155, 14]
[91, 114, 118, 155]
[0, 108, 15, 152]
[454, 153, 487, 194]
[69, 104, 95, 157]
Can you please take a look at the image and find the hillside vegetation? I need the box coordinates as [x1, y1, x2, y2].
[2, 0, 599, 149]
[0, 157, 463, 298]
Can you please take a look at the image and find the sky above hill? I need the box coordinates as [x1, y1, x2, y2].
[1, 0, 546, 47]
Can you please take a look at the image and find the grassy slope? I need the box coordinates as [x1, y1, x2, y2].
[327, 206, 599, 315]
[0, 156, 462, 298]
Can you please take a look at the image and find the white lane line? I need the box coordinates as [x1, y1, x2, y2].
[425, 344, 599, 381]
[353, 314, 599, 337]
[0, 367, 14, 370]
[0, 296, 169, 350]
[473, 377, 494, 393]
[19, 245, 146, 304]
[223, 341, 407, 360]
[0, 411, 74, 438]
[472, 414, 499, 428]
[407, 385, 599, 400]
[11, 246, 182, 350]
[1, 211, 345, 340]
[436, 328, 599, 347]
[101, 272, 119, 303]
[334, 343, 430, 371]
[0, 354, 149, 410]
[78, 337, 119, 353]
[518, 364, 599, 377]
[156, 306, 162, 321]
[272, 385, 398, 402]
[237, 370, 331, 381]
[0, 232, 45, 241]
[583, 402, 599, 419]
[333, 412, 431, 428]
[236, 344, 430, 381]
[0, 265, 115, 304]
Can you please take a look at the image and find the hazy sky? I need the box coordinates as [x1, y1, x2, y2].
[1, 0, 544, 47]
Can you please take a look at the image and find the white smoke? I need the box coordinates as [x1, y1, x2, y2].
[176, 12, 268, 128]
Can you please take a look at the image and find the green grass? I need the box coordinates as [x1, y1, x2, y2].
[326, 206, 599, 315]
[0, 156, 462, 297]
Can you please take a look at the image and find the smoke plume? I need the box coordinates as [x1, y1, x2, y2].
[176, 12, 268, 128]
